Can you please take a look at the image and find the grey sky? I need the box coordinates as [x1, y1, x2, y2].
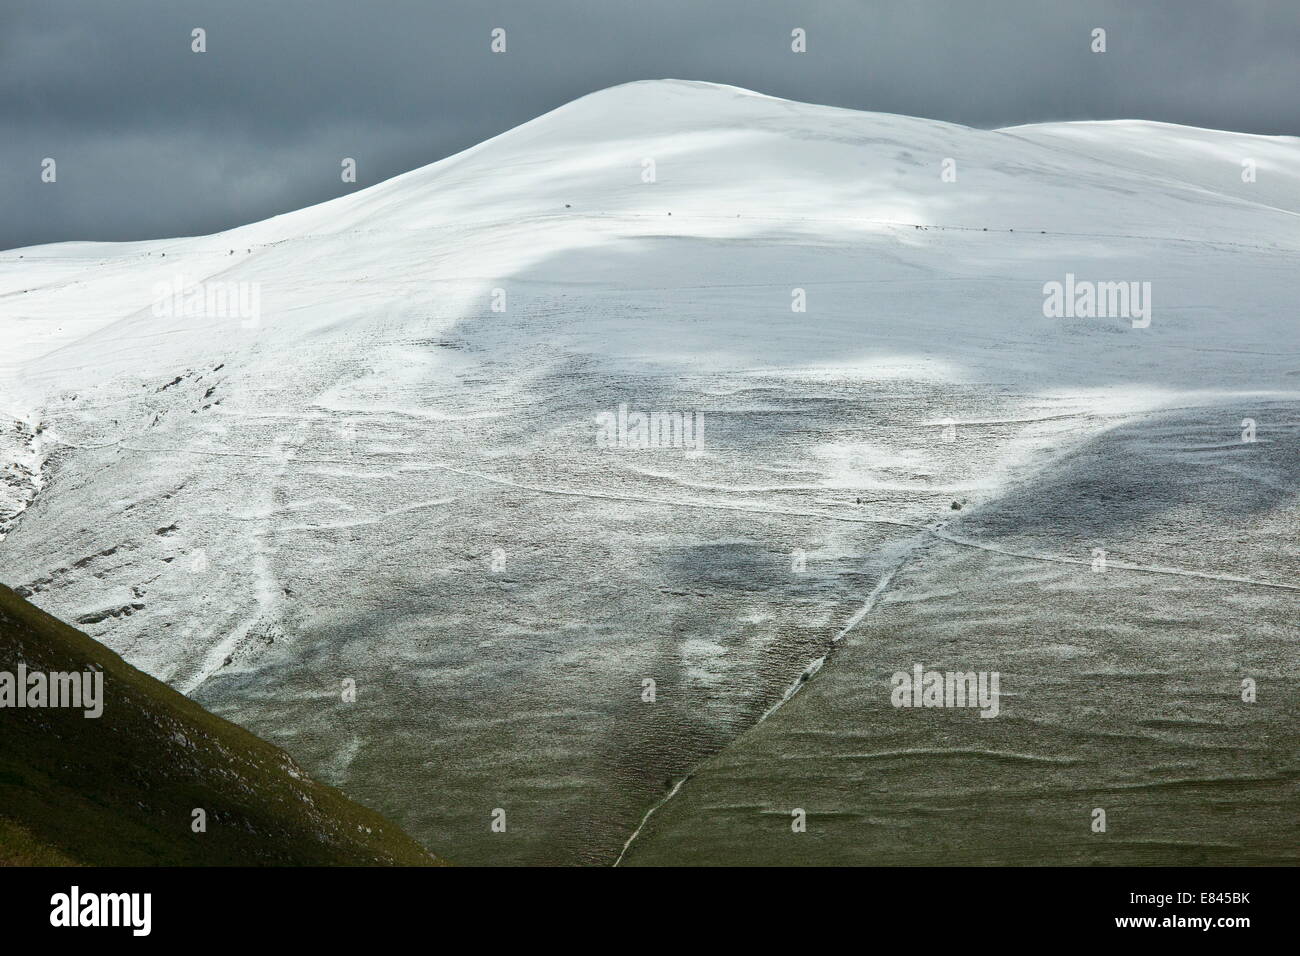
[3, 0, 1297, 250]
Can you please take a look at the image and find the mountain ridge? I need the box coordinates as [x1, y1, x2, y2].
[1, 78, 1297, 864]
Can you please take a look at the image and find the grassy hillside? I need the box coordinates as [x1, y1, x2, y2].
[0, 583, 440, 866]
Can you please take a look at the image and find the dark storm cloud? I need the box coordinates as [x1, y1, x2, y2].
[3, 0, 1297, 250]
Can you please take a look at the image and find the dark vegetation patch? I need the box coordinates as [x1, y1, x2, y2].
[0, 584, 442, 866]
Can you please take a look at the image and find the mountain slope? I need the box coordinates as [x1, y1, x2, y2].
[620, 403, 1300, 866]
[1, 80, 1297, 864]
[0, 583, 439, 865]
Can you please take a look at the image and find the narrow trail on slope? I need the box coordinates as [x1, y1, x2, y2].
[613, 533, 933, 867]
[927, 528, 1300, 593]
[172, 437, 297, 696]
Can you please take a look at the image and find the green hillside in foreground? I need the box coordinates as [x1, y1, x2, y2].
[0, 583, 440, 866]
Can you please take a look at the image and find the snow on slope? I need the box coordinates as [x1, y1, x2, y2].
[1, 80, 1297, 864]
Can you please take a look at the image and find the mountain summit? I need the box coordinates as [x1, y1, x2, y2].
[2, 81, 1297, 864]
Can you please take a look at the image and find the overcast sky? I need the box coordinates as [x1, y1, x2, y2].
[4, 0, 1298, 250]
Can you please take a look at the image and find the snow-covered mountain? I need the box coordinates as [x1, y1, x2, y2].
[2, 80, 1297, 864]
